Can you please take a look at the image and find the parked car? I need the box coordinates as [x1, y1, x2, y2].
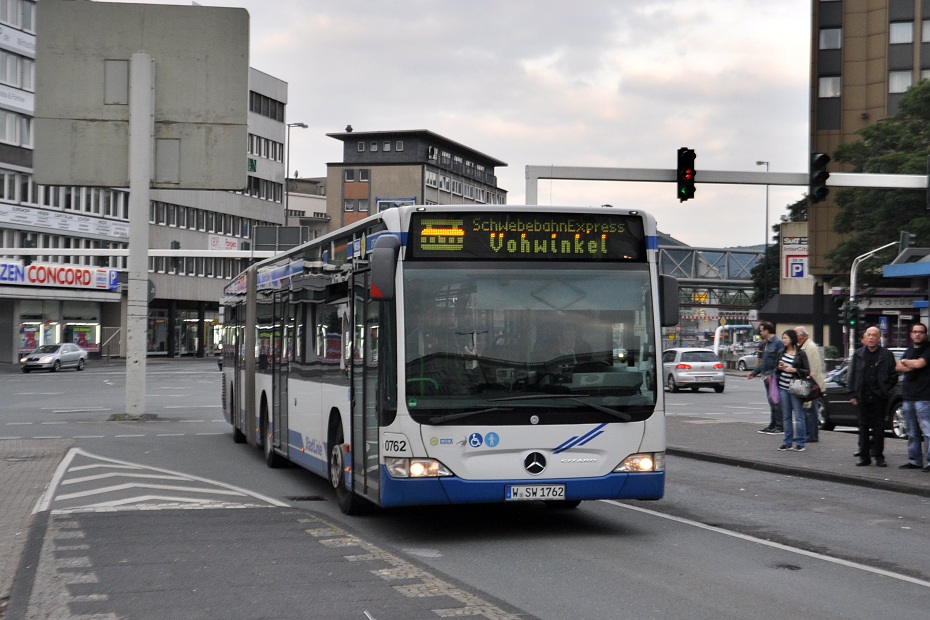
[662, 347, 725, 393]
[736, 353, 759, 372]
[815, 361, 906, 439]
[20, 343, 88, 373]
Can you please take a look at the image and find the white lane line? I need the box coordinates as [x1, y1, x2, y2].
[157, 433, 185, 437]
[602, 500, 930, 589]
[55, 483, 246, 502]
[114, 434, 145, 438]
[196, 432, 225, 436]
[7, 422, 33, 426]
[0, 436, 23, 441]
[53, 408, 111, 414]
[164, 405, 221, 409]
[62, 472, 188, 485]
[72, 435, 105, 439]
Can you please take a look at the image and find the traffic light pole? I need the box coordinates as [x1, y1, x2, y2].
[848, 241, 897, 356]
[523, 167, 929, 204]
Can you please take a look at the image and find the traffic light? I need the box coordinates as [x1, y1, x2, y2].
[847, 303, 859, 328]
[809, 152, 830, 203]
[900, 230, 917, 253]
[677, 147, 696, 202]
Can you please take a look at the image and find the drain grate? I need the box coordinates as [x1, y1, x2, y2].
[286, 495, 326, 502]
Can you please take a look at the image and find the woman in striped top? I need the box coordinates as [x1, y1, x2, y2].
[776, 329, 811, 452]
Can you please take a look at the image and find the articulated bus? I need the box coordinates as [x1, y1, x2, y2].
[220, 205, 679, 514]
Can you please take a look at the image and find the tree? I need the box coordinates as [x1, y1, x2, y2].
[826, 79, 930, 289]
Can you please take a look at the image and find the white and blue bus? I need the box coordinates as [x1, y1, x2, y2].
[220, 205, 679, 514]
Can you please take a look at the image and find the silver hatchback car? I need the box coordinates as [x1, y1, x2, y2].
[662, 347, 725, 393]
[20, 343, 88, 373]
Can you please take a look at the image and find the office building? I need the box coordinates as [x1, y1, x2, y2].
[325, 129, 507, 227]
[0, 0, 287, 365]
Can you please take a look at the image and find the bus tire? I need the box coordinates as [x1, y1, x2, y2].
[261, 400, 286, 468]
[329, 419, 368, 515]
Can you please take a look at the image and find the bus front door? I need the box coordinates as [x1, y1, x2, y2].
[351, 272, 380, 502]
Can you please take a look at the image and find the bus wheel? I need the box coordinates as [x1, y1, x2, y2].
[328, 422, 368, 515]
[261, 402, 286, 468]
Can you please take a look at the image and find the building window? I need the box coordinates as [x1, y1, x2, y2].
[396, 141, 404, 151]
[426, 170, 438, 188]
[358, 169, 369, 182]
[357, 141, 365, 152]
[358, 199, 369, 212]
[889, 70, 912, 93]
[890, 22, 914, 45]
[370, 141, 378, 152]
[439, 175, 451, 192]
[344, 199, 355, 211]
[464, 184, 474, 199]
[344, 169, 355, 182]
[383, 141, 391, 152]
[451, 179, 462, 195]
[923, 21, 930, 43]
[818, 76, 841, 98]
[819, 28, 841, 50]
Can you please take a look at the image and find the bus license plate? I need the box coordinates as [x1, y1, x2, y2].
[506, 485, 565, 500]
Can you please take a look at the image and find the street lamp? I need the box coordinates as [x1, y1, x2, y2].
[285, 122, 308, 227]
[755, 160, 770, 305]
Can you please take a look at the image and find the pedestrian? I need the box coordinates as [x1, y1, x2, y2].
[895, 322, 930, 471]
[795, 326, 825, 443]
[775, 329, 810, 451]
[748, 321, 786, 434]
[846, 326, 898, 467]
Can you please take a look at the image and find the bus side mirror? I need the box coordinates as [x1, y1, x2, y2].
[659, 275, 679, 327]
[370, 235, 401, 301]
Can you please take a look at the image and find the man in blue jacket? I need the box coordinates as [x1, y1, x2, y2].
[847, 326, 898, 467]
[748, 321, 786, 434]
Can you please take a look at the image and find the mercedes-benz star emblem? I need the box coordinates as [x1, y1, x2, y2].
[524, 452, 546, 475]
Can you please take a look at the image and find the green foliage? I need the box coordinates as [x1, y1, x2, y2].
[823, 345, 841, 360]
[827, 80, 930, 286]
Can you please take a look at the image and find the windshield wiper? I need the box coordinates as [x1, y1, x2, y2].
[489, 394, 632, 422]
[428, 407, 513, 425]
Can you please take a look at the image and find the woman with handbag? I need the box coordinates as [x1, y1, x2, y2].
[775, 329, 810, 452]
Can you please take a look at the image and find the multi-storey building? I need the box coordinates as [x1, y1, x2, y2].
[325, 129, 507, 228]
[0, 0, 287, 367]
[809, 0, 928, 347]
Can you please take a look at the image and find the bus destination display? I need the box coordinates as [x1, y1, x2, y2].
[407, 212, 645, 261]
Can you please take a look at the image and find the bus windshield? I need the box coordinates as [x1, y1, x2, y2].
[402, 263, 658, 425]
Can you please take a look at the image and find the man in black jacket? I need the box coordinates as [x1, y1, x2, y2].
[847, 326, 899, 467]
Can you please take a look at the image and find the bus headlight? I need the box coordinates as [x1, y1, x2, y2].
[614, 452, 665, 473]
[385, 457, 453, 478]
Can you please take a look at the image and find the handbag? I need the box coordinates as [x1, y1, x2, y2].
[767, 375, 780, 404]
[788, 377, 811, 398]
[789, 376, 822, 402]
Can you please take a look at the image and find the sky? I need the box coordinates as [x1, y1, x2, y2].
[95, 0, 812, 249]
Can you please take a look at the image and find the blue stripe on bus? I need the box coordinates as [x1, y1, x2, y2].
[646, 235, 658, 250]
[552, 423, 608, 454]
[378, 467, 664, 507]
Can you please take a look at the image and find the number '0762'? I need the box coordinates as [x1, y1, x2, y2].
[384, 439, 407, 452]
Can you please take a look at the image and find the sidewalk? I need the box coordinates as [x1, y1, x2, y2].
[667, 414, 930, 497]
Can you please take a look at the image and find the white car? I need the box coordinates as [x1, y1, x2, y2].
[662, 347, 725, 393]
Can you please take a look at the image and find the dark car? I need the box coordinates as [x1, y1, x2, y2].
[815, 361, 906, 439]
[20, 343, 88, 373]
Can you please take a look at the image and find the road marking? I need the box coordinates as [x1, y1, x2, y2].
[602, 500, 930, 589]
[53, 408, 111, 414]
[35, 448, 288, 513]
